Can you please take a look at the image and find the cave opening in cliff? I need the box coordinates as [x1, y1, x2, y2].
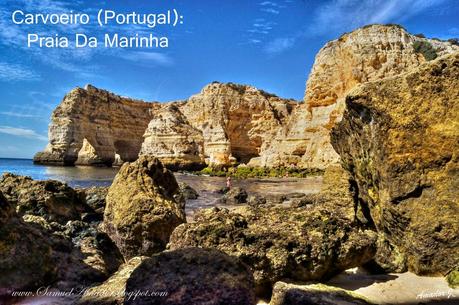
[114, 140, 140, 162]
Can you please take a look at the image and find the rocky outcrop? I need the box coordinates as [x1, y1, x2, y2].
[0, 190, 55, 294]
[331, 52, 459, 275]
[80, 248, 256, 305]
[269, 282, 373, 305]
[169, 166, 377, 295]
[254, 24, 459, 169]
[124, 248, 256, 305]
[34, 85, 157, 166]
[103, 156, 186, 260]
[77, 256, 148, 305]
[0, 173, 87, 223]
[139, 82, 296, 168]
[139, 104, 205, 170]
[0, 177, 123, 295]
[177, 82, 296, 166]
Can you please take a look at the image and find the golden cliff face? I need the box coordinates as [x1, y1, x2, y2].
[35, 83, 296, 168]
[35, 25, 459, 169]
[254, 24, 459, 169]
[140, 82, 296, 169]
[34, 85, 158, 166]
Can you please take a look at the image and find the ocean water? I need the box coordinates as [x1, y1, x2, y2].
[0, 158, 118, 187]
[0, 158, 323, 218]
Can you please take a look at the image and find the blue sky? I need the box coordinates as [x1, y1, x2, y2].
[0, 0, 458, 158]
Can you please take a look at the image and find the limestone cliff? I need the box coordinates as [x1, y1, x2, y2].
[139, 104, 204, 170]
[36, 25, 459, 169]
[139, 82, 296, 168]
[34, 85, 158, 166]
[254, 24, 459, 169]
[331, 52, 459, 275]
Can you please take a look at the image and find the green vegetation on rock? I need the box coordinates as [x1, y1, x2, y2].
[413, 40, 438, 60]
[196, 166, 324, 179]
[446, 268, 459, 288]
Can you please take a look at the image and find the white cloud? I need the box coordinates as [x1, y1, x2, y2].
[0, 62, 39, 81]
[310, 0, 450, 36]
[449, 27, 459, 36]
[118, 51, 174, 66]
[0, 111, 41, 118]
[249, 39, 262, 44]
[265, 37, 296, 54]
[0, 126, 48, 141]
[261, 8, 280, 14]
[0, 0, 175, 77]
[264, 0, 452, 56]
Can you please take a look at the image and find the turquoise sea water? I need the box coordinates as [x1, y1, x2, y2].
[0, 158, 118, 187]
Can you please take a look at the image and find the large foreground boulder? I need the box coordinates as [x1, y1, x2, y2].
[103, 156, 186, 260]
[77, 256, 148, 305]
[79, 248, 256, 305]
[125, 248, 256, 305]
[331, 52, 459, 274]
[169, 166, 377, 295]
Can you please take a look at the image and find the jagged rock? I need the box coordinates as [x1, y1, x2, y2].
[255, 24, 459, 169]
[220, 187, 248, 204]
[124, 248, 256, 305]
[179, 182, 199, 200]
[331, 52, 459, 275]
[247, 194, 267, 206]
[0, 176, 123, 295]
[77, 256, 148, 305]
[0, 194, 56, 294]
[103, 156, 186, 260]
[34, 85, 157, 166]
[80, 249, 256, 305]
[139, 104, 205, 170]
[269, 282, 373, 305]
[169, 166, 377, 295]
[80, 186, 109, 216]
[0, 173, 87, 224]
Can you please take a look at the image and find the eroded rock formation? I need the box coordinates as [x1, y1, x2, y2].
[103, 156, 186, 260]
[176, 82, 296, 166]
[34, 85, 157, 166]
[35, 25, 459, 170]
[331, 52, 459, 275]
[254, 24, 459, 169]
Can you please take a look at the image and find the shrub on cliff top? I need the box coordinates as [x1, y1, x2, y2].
[448, 38, 459, 46]
[413, 40, 438, 61]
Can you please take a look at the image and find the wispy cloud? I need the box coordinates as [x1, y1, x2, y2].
[0, 0, 174, 78]
[0, 126, 48, 141]
[310, 0, 450, 36]
[118, 51, 174, 66]
[261, 8, 280, 14]
[0, 62, 39, 81]
[265, 0, 452, 55]
[0, 111, 41, 118]
[265, 37, 296, 54]
[449, 27, 459, 36]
